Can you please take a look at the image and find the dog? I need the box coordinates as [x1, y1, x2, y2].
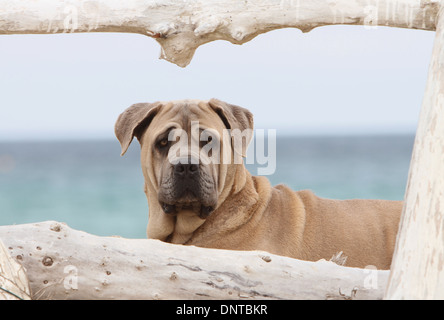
[115, 98, 402, 269]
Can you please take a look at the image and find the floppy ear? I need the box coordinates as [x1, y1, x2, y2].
[208, 98, 254, 157]
[114, 102, 162, 156]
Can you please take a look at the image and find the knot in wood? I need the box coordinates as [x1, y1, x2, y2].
[42, 256, 54, 267]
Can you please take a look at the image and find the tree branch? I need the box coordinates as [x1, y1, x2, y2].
[0, 0, 439, 67]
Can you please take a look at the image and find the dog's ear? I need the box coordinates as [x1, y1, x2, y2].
[208, 98, 254, 157]
[115, 102, 162, 156]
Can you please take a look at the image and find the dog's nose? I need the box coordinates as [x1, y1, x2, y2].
[174, 163, 199, 177]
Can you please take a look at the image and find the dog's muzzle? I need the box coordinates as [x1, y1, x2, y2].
[158, 159, 216, 219]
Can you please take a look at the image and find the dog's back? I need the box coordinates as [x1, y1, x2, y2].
[294, 189, 402, 269]
[192, 175, 402, 270]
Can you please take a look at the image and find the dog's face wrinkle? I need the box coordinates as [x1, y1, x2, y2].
[145, 104, 221, 218]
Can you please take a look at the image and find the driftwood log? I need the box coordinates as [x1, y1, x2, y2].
[0, 221, 388, 300]
[0, 0, 439, 67]
[384, 2, 444, 299]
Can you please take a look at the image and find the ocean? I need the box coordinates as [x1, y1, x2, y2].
[0, 134, 414, 238]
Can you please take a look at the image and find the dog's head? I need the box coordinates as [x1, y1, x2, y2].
[115, 99, 253, 241]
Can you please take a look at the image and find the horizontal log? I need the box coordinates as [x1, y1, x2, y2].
[0, 221, 388, 300]
[0, 0, 439, 67]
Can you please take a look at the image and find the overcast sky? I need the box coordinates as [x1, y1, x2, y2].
[0, 25, 436, 140]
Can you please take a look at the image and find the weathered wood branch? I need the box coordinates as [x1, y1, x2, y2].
[384, 5, 444, 300]
[0, 0, 439, 67]
[0, 240, 31, 300]
[0, 221, 388, 300]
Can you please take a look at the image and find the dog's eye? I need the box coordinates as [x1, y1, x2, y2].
[157, 138, 169, 149]
[207, 136, 213, 143]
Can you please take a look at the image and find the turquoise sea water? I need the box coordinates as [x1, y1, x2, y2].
[0, 135, 414, 238]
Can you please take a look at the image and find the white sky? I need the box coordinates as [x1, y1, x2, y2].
[0, 25, 436, 140]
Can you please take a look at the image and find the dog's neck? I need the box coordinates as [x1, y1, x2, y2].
[183, 169, 273, 247]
